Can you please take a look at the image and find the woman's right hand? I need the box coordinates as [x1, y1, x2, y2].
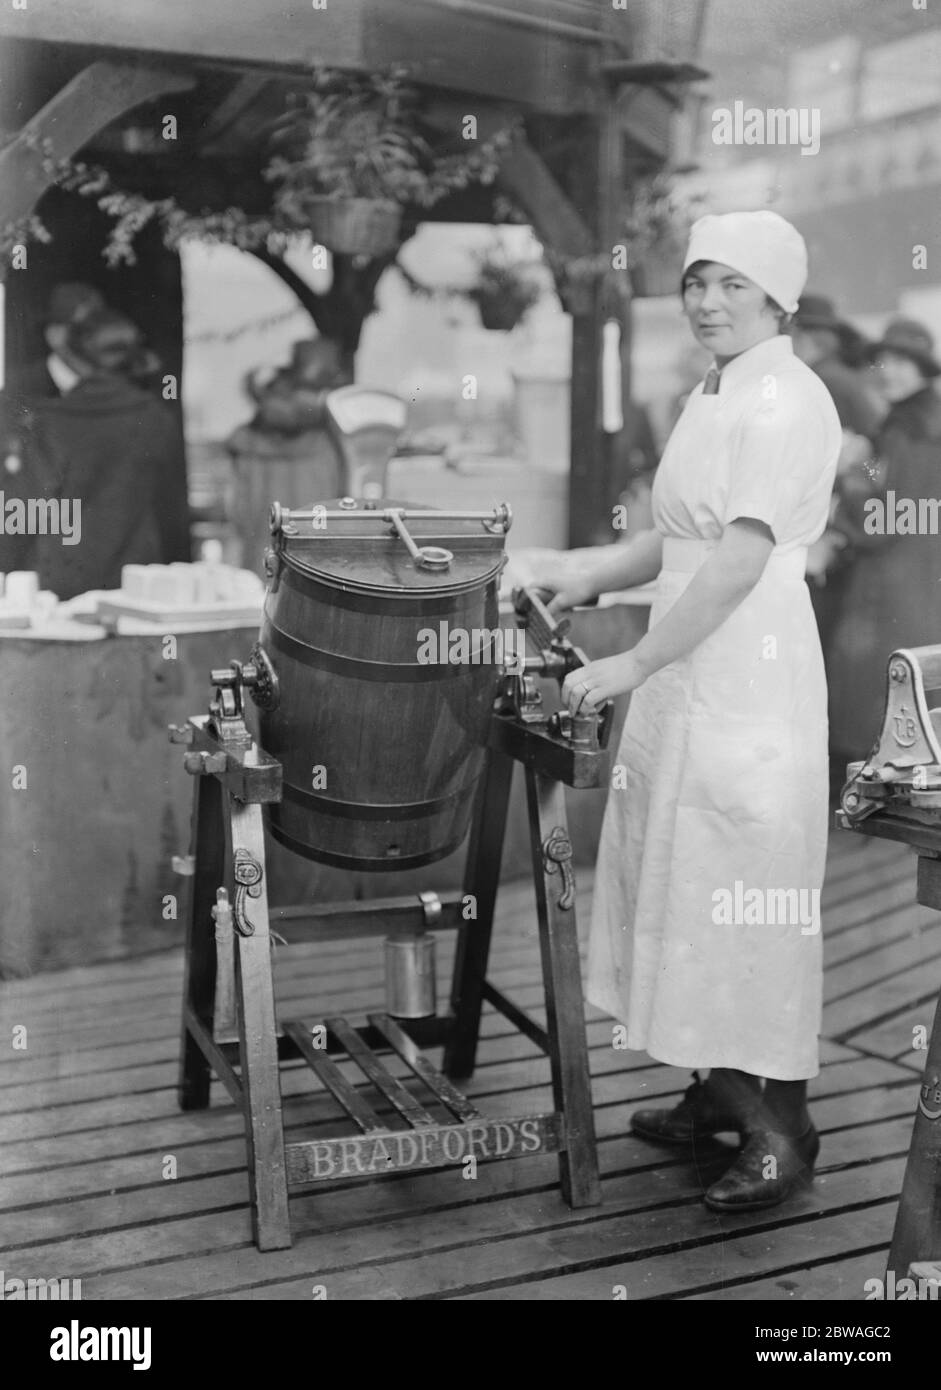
[524, 560, 597, 616]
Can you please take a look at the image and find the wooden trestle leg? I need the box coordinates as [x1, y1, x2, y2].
[444, 750, 514, 1080]
[525, 767, 601, 1208]
[887, 855, 941, 1279]
[179, 773, 225, 1111]
[228, 799, 292, 1251]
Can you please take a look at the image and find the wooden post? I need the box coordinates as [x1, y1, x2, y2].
[228, 799, 292, 1252]
[594, 73, 634, 548]
[179, 773, 226, 1111]
[524, 766, 601, 1207]
[569, 288, 604, 549]
[887, 854, 941, 1276]
[444, 750, 515, 1080]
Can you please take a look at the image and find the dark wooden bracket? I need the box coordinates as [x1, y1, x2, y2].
[844, 814, 941, 1279]
[0, 59, 196, 229]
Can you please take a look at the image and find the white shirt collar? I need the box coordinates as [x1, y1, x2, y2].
[711, 334, 794, 395]
[47, 352, 82, 395]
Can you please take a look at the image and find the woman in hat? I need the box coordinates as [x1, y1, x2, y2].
[530, 211, 842, 1210]
[790, 293, 883, 437]
[827, 317, 941, 762]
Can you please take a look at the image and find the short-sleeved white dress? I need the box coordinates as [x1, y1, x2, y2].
[586, 334, 842, 1080]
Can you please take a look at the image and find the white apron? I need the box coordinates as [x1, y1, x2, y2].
[586, 335, 842, 1080]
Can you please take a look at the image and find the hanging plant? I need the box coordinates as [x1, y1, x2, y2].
[393, 238, 543, 330]
[2, 67, 520, 267]
[264, 68, 518, 256]
[624, 176, 703, 298]
[466, 244, 543, 330]
[543, 175, 705, 311]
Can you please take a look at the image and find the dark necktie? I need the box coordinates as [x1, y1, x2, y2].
[702, 366, 721, 395]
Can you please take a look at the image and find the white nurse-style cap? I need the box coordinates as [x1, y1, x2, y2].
[682, 210, 808, 315]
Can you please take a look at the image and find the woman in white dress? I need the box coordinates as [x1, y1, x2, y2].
[535, 211, 842, 1210]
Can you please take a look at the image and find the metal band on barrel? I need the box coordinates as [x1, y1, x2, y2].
[278, 781, 476, 821]
[268, 624, 498, 682]
[266, 820, 468, 872]
[276, 555, 506, 611]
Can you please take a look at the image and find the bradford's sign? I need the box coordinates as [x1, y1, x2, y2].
[286, 1114, 563, 1183]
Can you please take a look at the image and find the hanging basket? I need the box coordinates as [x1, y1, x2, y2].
[470, 289, 532, 332]
[300, 197, 403, 257]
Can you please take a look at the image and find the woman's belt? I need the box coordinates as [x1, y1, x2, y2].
[660, 536, 808, 581]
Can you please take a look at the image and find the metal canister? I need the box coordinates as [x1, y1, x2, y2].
[384, 932, 437, 1018]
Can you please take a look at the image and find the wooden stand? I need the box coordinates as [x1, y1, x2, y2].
[837, 813, 941, 1281]
[839, 648, 941, 1281]
[887, 846, 941, 1279]
[174, 681, 604, 1251]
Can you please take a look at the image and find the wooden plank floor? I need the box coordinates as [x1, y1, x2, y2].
[0, 827, 935, 1301]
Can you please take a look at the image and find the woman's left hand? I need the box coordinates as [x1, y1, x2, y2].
[561, 652, 647, 714]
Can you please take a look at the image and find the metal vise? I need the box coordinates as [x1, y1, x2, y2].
[498, 585, 613, 753]
[840, 646, 941, 826]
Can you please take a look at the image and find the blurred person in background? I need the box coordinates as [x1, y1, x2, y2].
[226, 335, 353, 572]
[790, 294, 883, 440]
[790, 293, 888, 796]
[827, 317, 941, 766]
[0, 304, 184, 597]
[13, 281, 105, 400]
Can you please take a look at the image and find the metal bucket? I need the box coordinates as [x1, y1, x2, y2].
[384, 932, 437, 1018]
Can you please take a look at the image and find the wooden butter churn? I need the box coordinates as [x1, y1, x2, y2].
[170, 496, 612, 1250]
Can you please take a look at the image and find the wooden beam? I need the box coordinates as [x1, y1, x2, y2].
[0, 60, 195, 229]
[0, 1, 365, 72]
[367, 0, 602, 112]
[496, 140, 594, 259]
[0, 1, 602, 112]
[616, 85, 675, 160]
[422, 104, 592, 257]
[426, 104, 594, 256]
[198, 73, 272, 155]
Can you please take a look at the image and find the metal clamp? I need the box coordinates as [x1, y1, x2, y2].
[418, 890, 442, 927]
[211, 887, 233, 944]
[183, 751, 228, 776]
[246, 643, 280, 712]
[483, 502, 513, 535]
[233, 849, 264, 936]
[542, 826, 576, 910]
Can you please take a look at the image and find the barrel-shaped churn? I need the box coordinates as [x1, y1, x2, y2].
[253, 499, 511, 870]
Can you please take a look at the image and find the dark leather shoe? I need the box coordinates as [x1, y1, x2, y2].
[703, 1123, 820, 1211]
[631, 1071, 754, 1146]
